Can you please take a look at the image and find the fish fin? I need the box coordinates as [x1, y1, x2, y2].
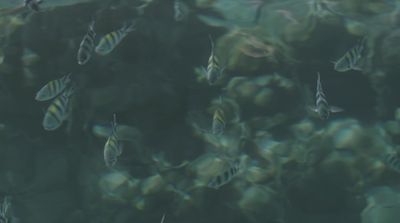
[307, 105, 318, 113]
[200, 66, 207, 76]
[330, 106, 344, 113]
[123, 20, 137, 33]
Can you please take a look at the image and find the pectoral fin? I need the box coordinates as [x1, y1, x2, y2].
[330, 106, 344, 113]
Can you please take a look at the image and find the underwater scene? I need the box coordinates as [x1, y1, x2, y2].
[2, 0, 400, 222]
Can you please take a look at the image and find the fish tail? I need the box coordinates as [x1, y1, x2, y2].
[208, 35, 214, 52]
[123, 20, 137, 33]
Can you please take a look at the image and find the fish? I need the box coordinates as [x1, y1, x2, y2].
[208, 158, 241, 189]
[104, 114, 122, 168]
[42, 86, 74, 131]
[173, 0, 189, 21]
[77, 21, 96, 65]
[308, 0, 344, 18]
[310, 72, 343, 119]
[35, 73, 71, 101]
[95, 21, 136, 56]
[160, 213, 166, 223]
[384, 152, 400, 173]
[203, 35, 224, 85]
[211, 99, 225, 136]
[24, 0, 43, 12]
[333, 38, 366, 72]
[0, 196, 10, 221]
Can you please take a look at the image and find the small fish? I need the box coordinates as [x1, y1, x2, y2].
[211, 99, 225, 136]
[384, 152, 400, 173]
[24, 0, 43, 12]
[104, 114, 122, 168]
[203, 35, 223, 85]
[42, 86, 74, 131]
[333, 38, 366, 72]
[173, 0, 189, 21]
[95, 21, 136, 56]
[208, 158, 241, 189]
[77, 21, 96, 65]
[310, 73, 343, 119]
[35, 74, 71, 101]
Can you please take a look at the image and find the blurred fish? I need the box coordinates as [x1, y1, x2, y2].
[203, 35, 224, 85]
[42, 86, 74, 131]
[174, 0, 189, 21]
[208, 158, 241, 189]
[0, 196, 10, 223]
[310, 72, 343, 119]
[308, 0, 344, 18]
[95, 21, 136, 56]
[212, 99, 226, 136]
[77, 21, 96, 65]
[384, 152, 400, 173]
[160, 213, 166, 223]
[35, 73, 71, 101]
[333, 38, 366, 72]
[104, 114, 122, 168]
[24, 0, 43, 12]
[275, 9, 299, 25]
[237, 32, 277, 60]
[22, 48, 40, 66]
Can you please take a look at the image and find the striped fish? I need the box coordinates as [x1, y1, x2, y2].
[174, 0, 189, 22]
[42, 86, 74, 131]
[211, 106, 225, 136]
[384, 152, 400, 173]
[35, 73, 71, 101]
[333, 38, 366, 72]
[208, 158, 241, 189]
[95, 21, 136, 56]
[104, 114, 122, 168]
[204, 35, 223, 85]
[77, 21, 96, 65]
[311, 72, 343, 119]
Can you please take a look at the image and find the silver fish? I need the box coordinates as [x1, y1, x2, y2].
[208, 158, 241, 189]
[104, 114, 122, 168]
[311, 72, 343, 119]
[42, 86, 74, 131]
[77, 21, 96, 65]
[173, 0, 189, 22]
[95, 21, 136, 56]
[333, 38, 366, 72]
[35, 73, 71, 101]
[203, 35, 223, 85]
